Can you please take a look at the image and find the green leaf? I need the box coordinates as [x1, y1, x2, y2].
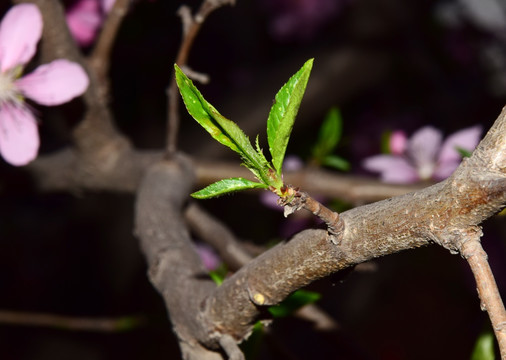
[312, 107, 343, 160]
[268, 289, 321, 318]
[175, 65, 272, 184]
[471, 331, 495, 360]
[209, 263, 228, 286]
[322, 155, 350, 171]
[380, 130, 393, 154]
[191, 178, 267, 199]
[267, 59, 314, 174]
[456, 146, 473, 158]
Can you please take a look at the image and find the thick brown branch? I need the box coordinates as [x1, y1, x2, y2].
[202, 107, 506, 342]
[134, 156, 224, 359]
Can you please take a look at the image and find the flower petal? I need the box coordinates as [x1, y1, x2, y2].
[195, 243, 221, 271]
[66, 0, 102, 47]
[260, 191, 282, 211]
[15, 59, 89, 106]
[438, 125, 483, 164]
[389, 130, 407, 155]
[433, 159, 460, 181]
[363, 155, 419, 183]
[102, 0, 117, 14]
[0, 4, 42, 73]
[0, 104, 39, 166]
[406, 126, 443, 170]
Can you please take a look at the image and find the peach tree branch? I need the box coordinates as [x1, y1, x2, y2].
[167, 0, 236, 156]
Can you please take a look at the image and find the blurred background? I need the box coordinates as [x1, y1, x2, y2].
[0, 0, 505, 358]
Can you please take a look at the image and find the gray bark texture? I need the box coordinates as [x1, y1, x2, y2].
[133, 109, 506, 358]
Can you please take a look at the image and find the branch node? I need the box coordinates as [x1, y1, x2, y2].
[252, 293, 266, 306]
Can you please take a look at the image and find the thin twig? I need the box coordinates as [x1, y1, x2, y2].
[167, 0, 235, 156]
[89, 0, 131, 87]
[0, 310, 145, 332]
[458, 230, 506, 358]
[184, 202, 253, 270]
[280, 188, 344, 244]
[219, 334, 245, 360]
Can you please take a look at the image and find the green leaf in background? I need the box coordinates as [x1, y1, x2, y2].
[209, 263, 228, 286]
[267, 59, 314, 174]
[471, 330, 495, 360]
[175, 65, 271, 184]
[380, 130, 393, 154]
[321, 155, 350, 171]
[191, 178, 267, 199]
[268, 289, 321, 318]
[456, 146, 473, 158]
[312, 107, 343, 160]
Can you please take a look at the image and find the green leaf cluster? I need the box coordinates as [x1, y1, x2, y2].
[267, 289, 321, 318]
[311, 107, 350, 171]
[175, 59, 313, 198]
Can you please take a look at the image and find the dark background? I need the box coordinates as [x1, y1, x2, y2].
[0, 0, 505, 358]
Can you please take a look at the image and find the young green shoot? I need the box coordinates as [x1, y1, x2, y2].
[175, 59, 345, 243]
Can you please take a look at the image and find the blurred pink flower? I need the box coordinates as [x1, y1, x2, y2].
[363, 125, 482, 183]
[195, 243, 221, 271]
[0, 4, 89, 166]
[263, 0, 343, 41]
[66, 0, 116, 46]
[389, 130, 407, 155]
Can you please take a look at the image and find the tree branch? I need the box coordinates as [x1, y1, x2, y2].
[458, 230, 506, 358]
[201, 107, 506, 343]
[134, 156, 224, 358]
[89, 0, 130, 84]
[167, 0, 235, 156]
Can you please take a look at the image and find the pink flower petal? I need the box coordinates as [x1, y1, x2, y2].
[0, 104, 39, 166]
[389, 130, 407, 155]
[102, 0, 117, 14]
[433, 159, 460, 181]
[363, 155, 419, 183]
[66, 0, 102, 46]
[406, 126, 442, 169]
[438, 125, 483, 164]
[16, 59, 89, 106]
[260, 191, 282, 211]
[195, 243, 221, 271]
[0, 4, 42, 73]
[283, 155, 304, 172]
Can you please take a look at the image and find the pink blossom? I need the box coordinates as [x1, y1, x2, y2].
[65, 0, 116, 46]
[0, 4, 89, 166]
[363, 125, 482, 183]
[263, 0, 343, 41]
[389, 130, 407, 155]
[195, 243, 221, 271]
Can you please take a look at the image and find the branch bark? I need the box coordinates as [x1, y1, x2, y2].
[134, 156, 223, 359]
[200, 107, 506, 345]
